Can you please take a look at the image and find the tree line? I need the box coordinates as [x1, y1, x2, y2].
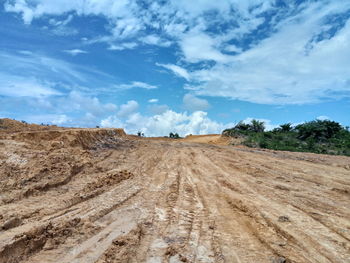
[223, 119, 350, 156]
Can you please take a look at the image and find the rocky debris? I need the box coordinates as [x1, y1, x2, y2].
[278, 216, 290, 222]
[272, 256, 287, 263]
[2, 217, 22, 230]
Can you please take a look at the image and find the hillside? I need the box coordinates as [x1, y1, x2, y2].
[0, 120, 349, 263]
[0, 118, 59, 132]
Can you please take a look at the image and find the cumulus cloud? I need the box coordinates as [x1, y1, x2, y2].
[117, 100, 139, 118]
[182, 94, 210, 111]
[101, 109, 232, 136]
[148, 104, 169, 115]
[100, 115, 124, 129]
[67, 91, 117, 116]
[0, 90, 119, 127]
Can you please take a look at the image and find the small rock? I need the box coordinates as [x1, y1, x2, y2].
[278, 216, 290, 222]
[2, 217, 22, 230]
[43, 239, 55, 250]
[272, 256, 287, 263]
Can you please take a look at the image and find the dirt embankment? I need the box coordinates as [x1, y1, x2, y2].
[0, 122, 349, 263]
[0, 118, 59, 133]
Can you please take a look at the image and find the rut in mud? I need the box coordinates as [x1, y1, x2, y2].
[0, 128, 349, 263]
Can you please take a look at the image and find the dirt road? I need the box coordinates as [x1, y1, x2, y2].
[0, 128, 349, 263]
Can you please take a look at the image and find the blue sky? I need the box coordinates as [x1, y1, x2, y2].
[0, 0, 349, 136]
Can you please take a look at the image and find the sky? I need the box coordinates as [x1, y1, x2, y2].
[0, 0, 349, 136]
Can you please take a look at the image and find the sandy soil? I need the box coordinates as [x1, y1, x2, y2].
[0, 124, 349, 263]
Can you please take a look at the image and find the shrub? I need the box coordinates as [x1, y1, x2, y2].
[223, 119, 350, 156]
[295, 120, 343, 141]
[250, 119, 265, 133]
[169, 132, 180, 139]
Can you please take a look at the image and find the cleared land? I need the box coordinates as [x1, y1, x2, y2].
[0, 121, 349, 263]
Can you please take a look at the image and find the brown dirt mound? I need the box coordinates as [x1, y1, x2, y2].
[0, 118, 58, 132]
[4, 128, 126, 150]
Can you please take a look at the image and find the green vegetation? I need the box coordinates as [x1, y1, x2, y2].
[169, 132, 181, 139]
[223, 119, 350, 156]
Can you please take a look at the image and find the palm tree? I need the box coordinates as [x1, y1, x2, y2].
[279, 123, 293, 132]
[250, 119, 265, 132]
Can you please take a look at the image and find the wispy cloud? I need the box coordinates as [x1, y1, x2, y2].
[63, 49, 88, 56]
[117, 81, 158, 90]
[0, 74, 61, 98]
[108, 42, 138, 51]
[0, 51, 119, 96]
[3, 0, 350, 108]
[156, 63, 190, 81]
[148, 98, 158, 103]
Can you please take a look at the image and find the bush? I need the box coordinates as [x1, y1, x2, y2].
[169, 132, 180, 139]
[223, 119, 350, 156]
[295, 120, 343, 141]
[223, 119, 265, 136]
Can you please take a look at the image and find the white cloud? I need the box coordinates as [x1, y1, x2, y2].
[4, 0, 34, 24]
[140, 35, 171, 47]
[180, 32, 230, 63]
[108, 42, 138, 50]
[148, 104, 169, 115]
[117, 81, 158, 90]
[49, 14, 73, 27]
[100, 115, 124, 128]
[25, 114, 71, 125]
[0, 51, 117, 91]
[224, 45, 242, 53]
[117, 100, 139, 118]
[187, 2, 350, 104]
[148, 98, 158, 103]
[1, 91, 119, 127]
[68, 91, 118, 116]
[63, 49, 88, 56]
[242, 117, 278, 131]
[182, 94, 210, 111]
[51, 114, 71, 125]
[156, 63, 190, 81]
[0, 75, 61, 98]
[4, 0, 350, 105]
[101, 109, 232, 136]
[317, 115, 330, 121]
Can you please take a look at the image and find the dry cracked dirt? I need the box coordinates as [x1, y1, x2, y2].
[0, 121, 349, 263]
